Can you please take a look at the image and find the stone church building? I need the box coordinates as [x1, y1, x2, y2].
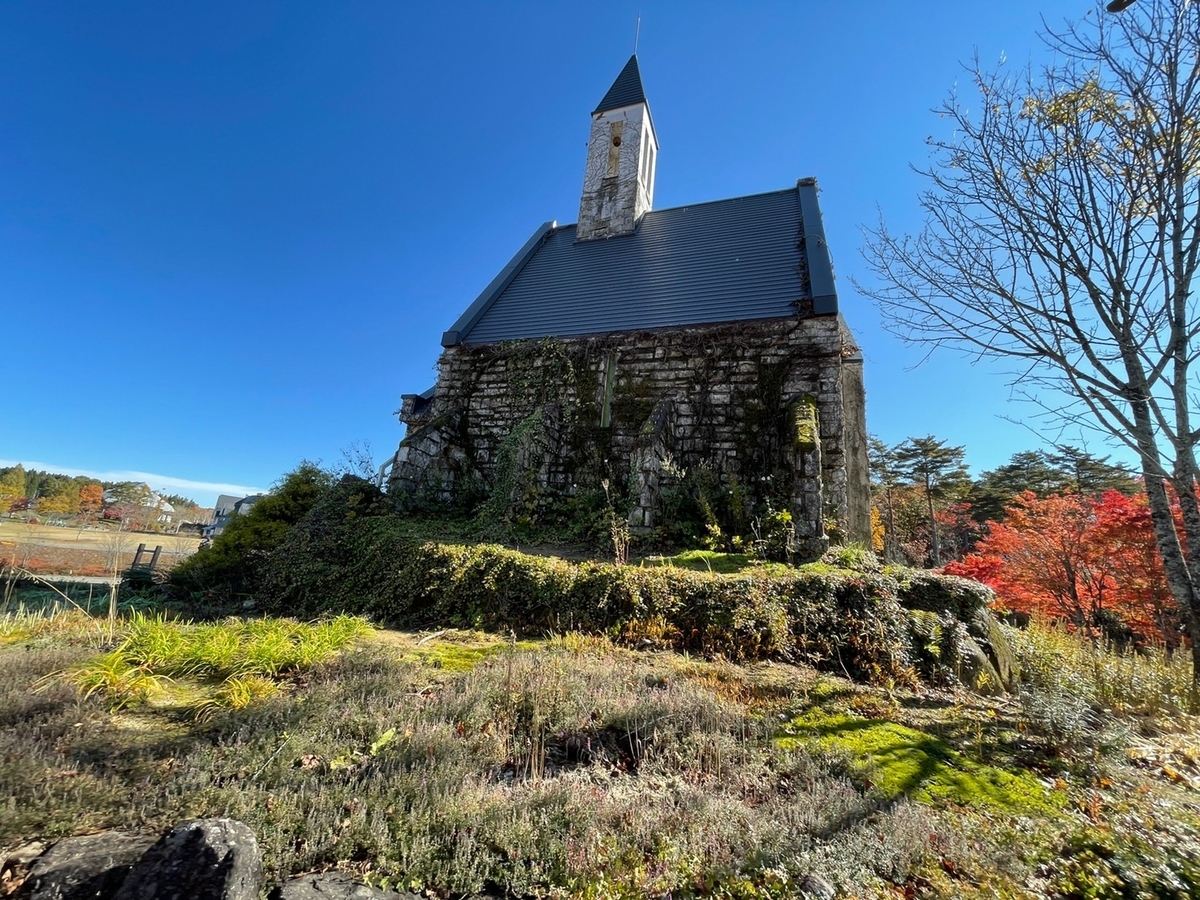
[386, 55, 870, 558]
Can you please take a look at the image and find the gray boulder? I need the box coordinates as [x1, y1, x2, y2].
[270, 873, 423, 900]
[15, 832, 155, 900]
[111, 819, 261, 900]
[965, 608, 1020, 693]
[798, 872, 837, 899]
[4, 840, 47, 868]
[955, 633, 1007, 696]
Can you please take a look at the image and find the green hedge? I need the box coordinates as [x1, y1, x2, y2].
[266, 537, 914, 678]
[894, 569, 993, 620]
[251, 482, 993, 683]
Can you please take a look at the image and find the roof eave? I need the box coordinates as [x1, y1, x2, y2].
[441, 221, 558, 347]
[796, 178, 838, 315]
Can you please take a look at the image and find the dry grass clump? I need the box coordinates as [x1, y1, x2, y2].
[1006, 619, 1199, 752]
[0, 606, 107, 644]
[203, 639, 943, 898]
[0, 631, 123, 839]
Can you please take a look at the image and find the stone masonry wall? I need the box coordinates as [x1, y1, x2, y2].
[390, 315, 870, 558]
[576, 106, 652, 241]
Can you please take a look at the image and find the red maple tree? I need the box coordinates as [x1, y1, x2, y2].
[945, 490, 1180, 646]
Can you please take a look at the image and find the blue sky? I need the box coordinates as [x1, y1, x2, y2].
[0, 1, 1117, 507]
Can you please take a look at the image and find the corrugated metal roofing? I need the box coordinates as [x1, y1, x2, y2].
[451, 186, 824, 345]
[594, 55, 647, 114]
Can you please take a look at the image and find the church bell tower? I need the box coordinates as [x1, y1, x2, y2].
[576, 55, 658, 241]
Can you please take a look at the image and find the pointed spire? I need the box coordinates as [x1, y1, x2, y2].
[594, 55, 647, 114]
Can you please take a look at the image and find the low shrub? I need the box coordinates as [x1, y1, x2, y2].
[257, 513, 996, 684]
[895, 569, 992, 620]
[1010, 618, 1199, 718]
[1046, 826, 1200, 899]
[169, 463, 334, 605]
[2, 633, 955, 898]
[156, 475, 1002, 685]
[819, 544, 881, 572]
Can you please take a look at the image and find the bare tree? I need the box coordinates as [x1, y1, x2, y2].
[868, 436, 904, 564]
[98, 521, 142, 632]
[336, 440, 376, 480]
[860, 0, 1200, 678]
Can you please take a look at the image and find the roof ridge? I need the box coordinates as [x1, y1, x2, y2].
[562, 183, 810, 229]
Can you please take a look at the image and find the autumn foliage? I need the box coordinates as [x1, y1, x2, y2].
[78, 483, 103, 515]
[946, 491, 1181, 647]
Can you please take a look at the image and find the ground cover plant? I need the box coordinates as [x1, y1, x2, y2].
[5, 609, 1200, 899]
[72, 468, 1200, 895]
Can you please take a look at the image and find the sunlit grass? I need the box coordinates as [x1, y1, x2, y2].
[61, 613, 372, 716]
[120, 612, 372, 679]
[1009, 618, 1199, 718]
[69, 650, 166, 710]
[1, 606, 105, 644]
[642, 548, 793, 575]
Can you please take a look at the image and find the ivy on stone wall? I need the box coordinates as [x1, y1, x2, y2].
[483, 406, 549, 534]
[422, 320, 847, 556]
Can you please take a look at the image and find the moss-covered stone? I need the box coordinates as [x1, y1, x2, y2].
[966, 608, 1021, 692]
[791, 395, 820, 452]
[895, 570, 993, 619]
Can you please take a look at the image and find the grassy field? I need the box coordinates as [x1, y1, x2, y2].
[4, 611, 1200, 899]
[0, 520, 200, 579]
[0, 520, 200, 554]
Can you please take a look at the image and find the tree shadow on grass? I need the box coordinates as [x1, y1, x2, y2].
[779, 709, 1060, 839]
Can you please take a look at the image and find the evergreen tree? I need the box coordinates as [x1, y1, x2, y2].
[971, 446, 1140, 525]
[893, 436, 970, 566]
[1045, 446, 1140, 496]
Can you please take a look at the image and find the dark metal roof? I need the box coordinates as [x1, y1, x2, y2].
[594, 55, 647, 114]
[442, 181, 839, 347]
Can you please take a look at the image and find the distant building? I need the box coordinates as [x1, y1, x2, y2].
[202, 493, 263, 540]
[101, 488, 176, 526]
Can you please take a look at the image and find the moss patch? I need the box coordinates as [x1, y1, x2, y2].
[401, 636, 541, 672]
[777, 709, 1062, 815]
[791, 395, 820, 451]
[644, 549, 794, 576]
[645, 549, 755, 574]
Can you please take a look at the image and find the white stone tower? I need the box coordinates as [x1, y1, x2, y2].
[576, 55, 658, 241]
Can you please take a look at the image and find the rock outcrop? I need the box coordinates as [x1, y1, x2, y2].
[12, 821, 499, 900]
[14, 832, 155, 900]
[111, 819, 261, 900]
[271, 873, 424, 900]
